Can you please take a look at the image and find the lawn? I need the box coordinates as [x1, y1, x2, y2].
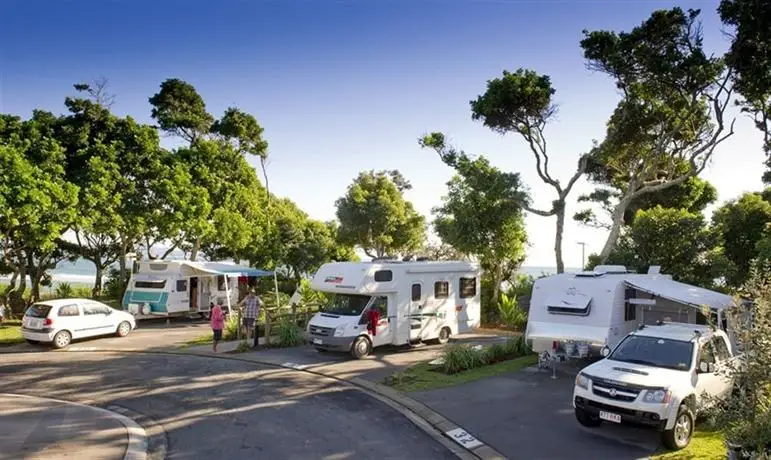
[0, 320, 24, 345]
[651, 429, 725, 460]
[384, 354, 539, 392]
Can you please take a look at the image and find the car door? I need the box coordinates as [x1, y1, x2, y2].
[80, 302, 112, 337]
[711, 335, 736, 399]
[693, 340, 724, 409]
[56, 304, 83, 338]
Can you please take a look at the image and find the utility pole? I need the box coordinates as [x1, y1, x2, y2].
[577, 242, 586, 270]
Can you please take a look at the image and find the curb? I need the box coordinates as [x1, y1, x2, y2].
[1, 393, 149, 460]
[3, 345, 508, 459]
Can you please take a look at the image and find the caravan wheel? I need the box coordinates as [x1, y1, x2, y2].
[351, 336, 372, 359]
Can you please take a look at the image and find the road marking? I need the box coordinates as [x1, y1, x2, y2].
[445, 428, 483, 450]
[281, 362, 309, 370]
[67, 347, 98, 351]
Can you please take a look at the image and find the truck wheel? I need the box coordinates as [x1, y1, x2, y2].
[661, 405, 694, 450]
[575, 407, 602, 427]
[351, 336, 372, 359]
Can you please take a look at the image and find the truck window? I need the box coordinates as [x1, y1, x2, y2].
[712, 336, 731, 361]
[609, 335, 694, 371]
[411, 284, 421, 301]
[698, 342, 716, 364]
[374, 270, 393, 282]
[434, 281, 449, 299]
[459, 277, 476, 298]
[135, 280, 166, 289]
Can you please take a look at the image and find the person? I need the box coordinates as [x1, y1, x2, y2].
[0, 301, 5, 326]
[238, 289, 262, 348]
[367, 305, 380, 337]
[210, 301, 225, 353]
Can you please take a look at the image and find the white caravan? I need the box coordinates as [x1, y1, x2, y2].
[525, 265, 735, 363]
[122, 260, 273, 319]
[306, 260, 481, 359]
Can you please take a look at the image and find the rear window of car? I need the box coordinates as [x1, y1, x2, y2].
[25, 304, 52, 318]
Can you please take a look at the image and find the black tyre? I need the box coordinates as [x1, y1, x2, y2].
[437, 327, 451, 344]
[661, 404, 694, 450]
[575, 407, 602, 427]
[116, 321, 132, 337]
[315, 347, 328, 353]
[26, 339, 39, 345]
[351, 336, 372, 359]
[52, 330, 72, 349]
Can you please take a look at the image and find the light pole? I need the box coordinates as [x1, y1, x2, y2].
[577, 242, 586, 270]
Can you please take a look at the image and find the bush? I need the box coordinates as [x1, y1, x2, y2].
[103, 268, 129, 300]
[498, 293, 528, 331]
[223, 313, 240, 341]
[442, 336, 531, 374]
[274, 317, 305, 348]
[55, 282, 74, 298]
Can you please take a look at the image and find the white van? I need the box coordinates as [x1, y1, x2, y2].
[306, 260, 481, 358]
[525, 265, 735, 364]
[122, 260, 272, 319]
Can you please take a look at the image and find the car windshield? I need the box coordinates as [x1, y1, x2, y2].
[321, 294, 372, 316]
[25, 304, 52, 318]
[608, 335, 694, 371]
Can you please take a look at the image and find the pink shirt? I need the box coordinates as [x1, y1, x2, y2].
[210, 306, 225, 330]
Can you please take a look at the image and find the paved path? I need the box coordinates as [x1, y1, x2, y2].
[0, 394, 141, 460]
[0, 352, 456, 460]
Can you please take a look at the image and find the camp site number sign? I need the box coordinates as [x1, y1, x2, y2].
[445, 428, 483, 449]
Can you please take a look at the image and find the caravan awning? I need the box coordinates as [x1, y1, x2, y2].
[178, 261, 273, 278]
[624, 278, 734, 311]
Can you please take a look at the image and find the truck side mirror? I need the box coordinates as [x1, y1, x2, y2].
[698, 362, 715, 373]
[600, 346, 611, 357]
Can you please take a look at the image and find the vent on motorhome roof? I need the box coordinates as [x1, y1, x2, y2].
[575, 271, 604, 277]
[594, 265, 628, 274]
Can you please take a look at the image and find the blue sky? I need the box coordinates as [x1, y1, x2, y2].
[1, 0, 765, 268]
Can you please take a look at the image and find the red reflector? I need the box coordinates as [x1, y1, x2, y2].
[44, 318, 53, 326]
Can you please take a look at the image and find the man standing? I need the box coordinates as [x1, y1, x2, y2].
[238, 289, 262, 348]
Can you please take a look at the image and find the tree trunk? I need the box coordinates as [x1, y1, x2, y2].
[597, 192, 635, 264]
[10, 261, 27, 314]
[118, 243, 128, 301]
[492, 263, 503, 308]
[554, 202, 566, 273]
[93, 262, 103, 298]
[190, 237, 200, 261]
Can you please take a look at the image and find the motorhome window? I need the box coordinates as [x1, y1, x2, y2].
[374, 270, 393, 282]
[217, 276, 226, 291]
[149, 263, 167, 271]
[370, 296, 387, 316]
[322, 294, 373, 316]
[135, 280, 166, 289]
[411, 283, 421, 301]
[176, 279, 188, 292]
[608, 335, 694, 371]
[624, 302, 636, 321]
[459, 277, 476, 298]
[434, 281, 449, 299]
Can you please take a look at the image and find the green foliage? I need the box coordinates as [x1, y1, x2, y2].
[224, 314, 240, 341]
[148, 78, 214, 142]
[497, 293, 528, 331]
[55, 282, 74, 299]
[441, 336, 531, 374]
[296, 278, 328, 307]
[273, 318, 306, 348]
[335, 170, 426, 258]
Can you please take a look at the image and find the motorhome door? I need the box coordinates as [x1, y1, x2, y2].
[369, 296, 393, 347]
[425, 279, 450, 340]
[189, 277, 199, 311]
[409, 282, 423, 341]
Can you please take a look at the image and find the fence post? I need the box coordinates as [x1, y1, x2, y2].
[264, 309, 271, 347]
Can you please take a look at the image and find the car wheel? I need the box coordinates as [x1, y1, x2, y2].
[315, 347, 328, 353]
[52, 331, 72, 349]
[116, 321, 132, 338]
[575, 407, 602, 427]
[661, 404, 694, 450]
[350, 336, 372, 359]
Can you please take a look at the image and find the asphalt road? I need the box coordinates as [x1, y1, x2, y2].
[0, 352, 456, 460]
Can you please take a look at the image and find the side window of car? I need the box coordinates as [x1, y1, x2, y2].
[699, 341, 716, 364]
[712, 336, 732, 361]
[58, 305, 80, 317]
[82, 303, 100, 315]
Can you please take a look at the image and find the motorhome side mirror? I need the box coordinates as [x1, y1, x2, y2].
[600, 346, 611, 357]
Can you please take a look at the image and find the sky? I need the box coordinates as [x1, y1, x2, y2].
[1, 0, 766, 269]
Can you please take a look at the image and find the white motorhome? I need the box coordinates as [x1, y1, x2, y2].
[122, 260, 273, 319]
[525, 265, 735, 363]
[306, 260, 481, 359]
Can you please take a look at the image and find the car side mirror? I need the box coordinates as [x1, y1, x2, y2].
[698, 362, 715, 373]
[600, 346, 611, 357]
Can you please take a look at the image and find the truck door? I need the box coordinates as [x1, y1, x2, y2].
[694, 339, 731, 407]
[369, 296, 393, 348]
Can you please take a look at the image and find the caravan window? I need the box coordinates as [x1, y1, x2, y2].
[459, 277, 476, 298]
[217, 276, 226, 291]
[434, 281, 449, 299]
[135, 279, 166, 289]
[546, 291, 592, 316]
[374, 270, 393, 282]
[176, 279, 188, 292]
[149, 263, 167, 271]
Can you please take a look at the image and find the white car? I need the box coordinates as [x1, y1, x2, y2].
[573, 322, 737, 450]
[21, 298, 137, 349]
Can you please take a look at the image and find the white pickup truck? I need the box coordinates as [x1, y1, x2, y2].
[572, 322, 737, 450]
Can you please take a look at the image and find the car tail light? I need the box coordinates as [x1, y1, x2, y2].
[44, 318, 53, 326]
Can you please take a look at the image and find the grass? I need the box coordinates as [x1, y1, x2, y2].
[0, 320, 23, 346]
[384, 354, 538, 392]
[651, 429, 726, 460]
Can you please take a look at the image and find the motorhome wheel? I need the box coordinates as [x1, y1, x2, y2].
[437, 327, 451, 344]
[351, 336, 371, 359]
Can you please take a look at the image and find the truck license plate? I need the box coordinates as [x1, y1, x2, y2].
[599, 411, 621, 423]
[313, 339, 322, 345]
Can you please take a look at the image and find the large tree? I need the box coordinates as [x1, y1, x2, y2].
[579, 8, 734, 263]
[335, 170, 426, 258]
[719, 0, 771, 182]
[421, 133, 528, 302]
[467, 69, 587, 273]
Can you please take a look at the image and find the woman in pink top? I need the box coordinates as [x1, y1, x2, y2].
[210, 301, 225, 352]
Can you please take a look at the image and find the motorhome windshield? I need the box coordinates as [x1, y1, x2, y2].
[608, 335, 694, 371]
[321, 294, 372, 316]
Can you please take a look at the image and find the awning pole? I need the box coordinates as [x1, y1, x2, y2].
[225, 276, 232, 315]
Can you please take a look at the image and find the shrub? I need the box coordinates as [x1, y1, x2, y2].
[443, 336, 532, 374]
[55, 282, 74, 299]
[223, 313, 240, 341]
[498, 293, 528, 331]
[274, 317, 305, 348]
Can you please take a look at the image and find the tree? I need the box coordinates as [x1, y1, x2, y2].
[712, 190, 771, 287]
[578, 8, 734, 263]
[421, 133, 528, 302]
[468, 69, 587, 273]
[719, 0, 771, 182]
[602, 206, 718, 287]
[335, 170, 426, 258]
[148, 78, 214, 143]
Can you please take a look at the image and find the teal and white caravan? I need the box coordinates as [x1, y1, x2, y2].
[122, 260, 273, 319]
